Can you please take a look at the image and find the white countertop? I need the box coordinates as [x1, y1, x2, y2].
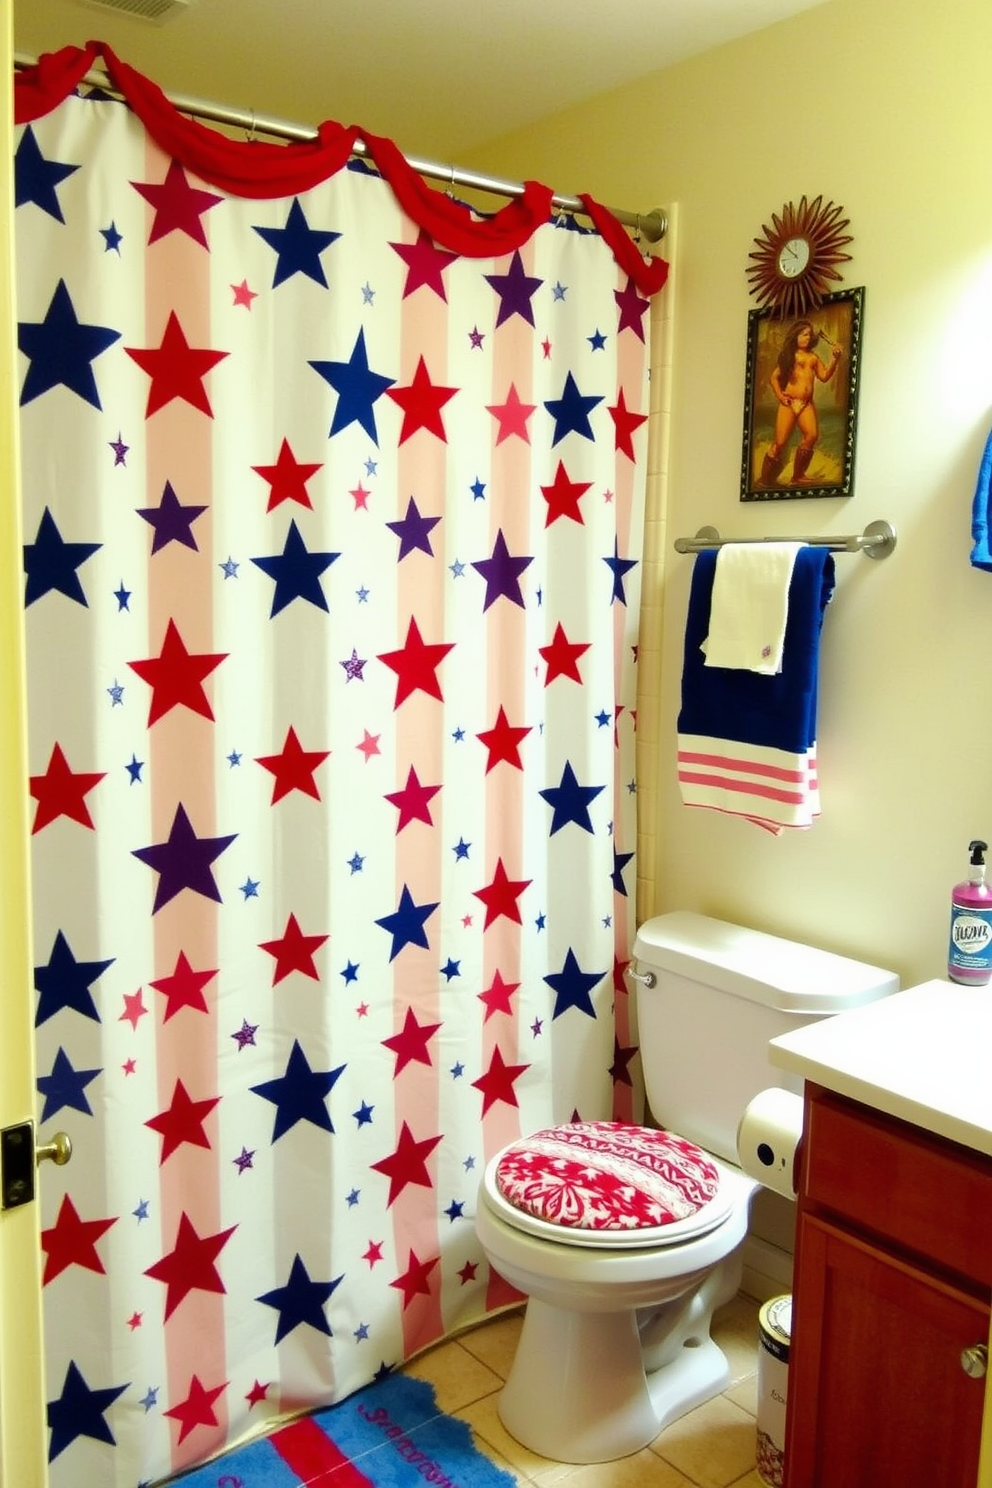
[768, 979, 992, 1158]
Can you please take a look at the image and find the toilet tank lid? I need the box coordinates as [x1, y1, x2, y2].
[632, 911, 899, 1014]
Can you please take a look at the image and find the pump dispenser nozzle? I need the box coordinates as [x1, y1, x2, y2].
[970, 840, 989, 882]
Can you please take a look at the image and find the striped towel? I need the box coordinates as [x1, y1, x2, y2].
[677, 547, 835, 833]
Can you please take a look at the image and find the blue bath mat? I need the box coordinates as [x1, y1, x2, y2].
[168, 1372, 516, 1488]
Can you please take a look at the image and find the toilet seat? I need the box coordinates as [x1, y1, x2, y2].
[484, 1121, 737, 1250]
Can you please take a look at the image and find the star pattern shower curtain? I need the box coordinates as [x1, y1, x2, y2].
[14, 44, 664, 1488]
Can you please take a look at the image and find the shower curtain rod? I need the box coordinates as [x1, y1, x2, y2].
[14, 51, 667, 245]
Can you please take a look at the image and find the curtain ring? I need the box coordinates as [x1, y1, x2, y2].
[245, 109, 256, 143]
[445, 164, 456, 199]
[633, 213, 642, 245]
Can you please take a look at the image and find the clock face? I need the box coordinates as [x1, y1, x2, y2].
[778, 236, 811, 279]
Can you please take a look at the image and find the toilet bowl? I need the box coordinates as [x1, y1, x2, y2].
[476, 1120, 756, 1462]
[473, 912, 899, 1464]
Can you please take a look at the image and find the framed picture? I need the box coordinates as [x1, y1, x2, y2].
[740, 286, 863, 501]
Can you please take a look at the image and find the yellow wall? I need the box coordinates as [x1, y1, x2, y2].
[475, 0, 992, 990]
[476, 16, 992, 1475]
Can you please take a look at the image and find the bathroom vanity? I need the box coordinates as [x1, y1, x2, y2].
[769, 980, 992, 1488]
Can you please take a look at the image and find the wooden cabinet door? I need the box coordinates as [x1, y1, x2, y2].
[786, 1214, 989, 1488]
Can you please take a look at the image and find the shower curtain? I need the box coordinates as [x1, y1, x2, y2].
[14, 44, 665, 1488]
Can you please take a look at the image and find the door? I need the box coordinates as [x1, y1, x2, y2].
[0, 13, 49, 1487]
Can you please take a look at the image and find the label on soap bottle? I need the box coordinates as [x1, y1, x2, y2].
[947, 904, 992, 984]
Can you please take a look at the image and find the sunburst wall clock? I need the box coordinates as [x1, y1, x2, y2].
[746, 195, 853, 319]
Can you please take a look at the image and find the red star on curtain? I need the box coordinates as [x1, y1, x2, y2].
[539, 621, 591, 685]
[386, 355, 458, 443]
[476, 705, 531, 772]
[164, 1374, 227, 1445]
[370, 1122, 443, 1206]
[144, 1212, 237, 1320]
[478, 970, 520, 1021]
[540, 460, 592, 526]
[608, 388, 649, 460]
[150, 951, 218, 1022]
[472, 1045, 530, 1115]
[128, 618, 227, 725]
[145, 1078, 220, 1163]
[125, 310, 229, 417]
[256, 726, 330, 803]
[378, 617, 454, 707]
[29, 742, 105, 833]
[473, 858, 531, 929]
[390, 1249, 440, 1308]
[614, 277, 651, 339]
[259, 913, 328, 985]
[486, 383, 536, 444]
[251, 438, 323, 512]
[131, 160, 223, 247]
[41, 1195, 117, 1284]
[382, 1005, 442, 1076]
[612, 955, 631, 994]
[609, 1037, 638, 1088]
[384, 765, 442, 831]
[390, 229, 459, 300]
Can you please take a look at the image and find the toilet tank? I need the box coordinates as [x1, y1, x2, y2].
[631, 911, 899, 1165]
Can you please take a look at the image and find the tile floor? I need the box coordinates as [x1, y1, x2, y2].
[403, 1291, 768, 1488]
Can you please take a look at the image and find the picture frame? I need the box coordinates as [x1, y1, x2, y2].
[740, 286, 863, 501]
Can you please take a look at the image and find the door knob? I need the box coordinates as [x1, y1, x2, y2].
[960, 1344, 988, 1379]
[36, 1132, 72, 1167]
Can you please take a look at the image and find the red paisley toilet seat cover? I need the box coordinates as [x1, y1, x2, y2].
[494, 1120, 722, 1233]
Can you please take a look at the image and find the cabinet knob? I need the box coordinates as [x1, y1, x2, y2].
[960, 1345, 988, 1379]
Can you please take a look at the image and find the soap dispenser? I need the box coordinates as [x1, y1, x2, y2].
[947, 839, 992, 985]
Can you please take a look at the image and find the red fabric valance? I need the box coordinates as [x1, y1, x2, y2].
[14, 41, 669, 295]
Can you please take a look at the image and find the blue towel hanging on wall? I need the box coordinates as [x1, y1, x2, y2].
[970, 424, 992, 570]
[676, 547, 835, 832]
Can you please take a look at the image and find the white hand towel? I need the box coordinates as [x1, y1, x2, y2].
[702, 541, 805, 674]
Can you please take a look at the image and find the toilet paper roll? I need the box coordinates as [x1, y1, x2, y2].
[737, 1087, 805, 1199]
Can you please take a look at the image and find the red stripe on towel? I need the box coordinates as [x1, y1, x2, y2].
[272, 1416, 375, 1486]
[677, 747, 806, 785]
[677, 769, 807, 807]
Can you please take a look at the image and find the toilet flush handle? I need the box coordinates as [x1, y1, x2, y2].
[625, 965, 656, 989]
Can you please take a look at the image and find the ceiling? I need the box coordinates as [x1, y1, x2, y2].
[15, 0, 828, 160]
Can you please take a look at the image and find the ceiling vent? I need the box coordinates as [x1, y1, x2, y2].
[77, 0, 194, 23]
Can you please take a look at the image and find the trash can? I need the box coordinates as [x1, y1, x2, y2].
[756, 1294, 791, 1487]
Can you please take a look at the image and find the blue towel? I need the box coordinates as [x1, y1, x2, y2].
[678, 547, 835, 754]
[971, 424, 992, 571]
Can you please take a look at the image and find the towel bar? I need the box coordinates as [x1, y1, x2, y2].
[674, 519, 896, 560]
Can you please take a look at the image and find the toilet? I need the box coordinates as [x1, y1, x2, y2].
[474, 911, 898, 1464]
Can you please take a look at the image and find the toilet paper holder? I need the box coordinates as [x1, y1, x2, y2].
[737, 1087, 805, 1200]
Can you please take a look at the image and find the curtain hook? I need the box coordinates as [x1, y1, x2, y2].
[633, 213, 642, 245]
[245, 108, 256, 144]
[446, 163, 456, 199]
